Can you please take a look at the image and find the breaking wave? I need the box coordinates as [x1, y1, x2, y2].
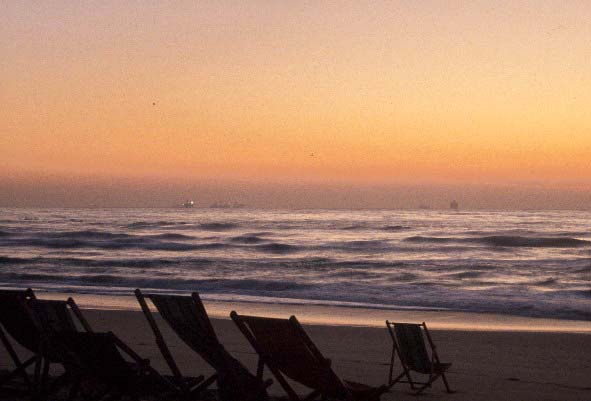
[0, 208, 589, 321]
[404, 235, 590, 248]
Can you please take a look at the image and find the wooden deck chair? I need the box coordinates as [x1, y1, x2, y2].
[0, 288, 38, 391]
[27, 297, 94, 398]
[47, 331, 172, 401]
[231, 312, 388, 401]
[135, 289, 271, 401]
[385, 321, 453, 394]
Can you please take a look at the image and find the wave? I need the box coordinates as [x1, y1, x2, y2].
[127, 221, 241, 231]
[230, 234, 267, 244]
[404, 236, 454, 244]
[0, 255, 215, 269]
[479, 236, 590, 247]
[46, 230, 132, 240]
[255, 242, 300, 254]
[380, 225, 411, 232]
[341, 224, 410, 231]
[0, 256, 33, 264]
[1, 272, 314, 294]
[149, 233, 194, 240]
[319, 240, 392, 253]
[447, 271, 486, 279]
[0, 236, 236, 252]
[198, 222, 239, 231]
[404, 235, 591, 248]
[126, 221, 184, 229]
[464, 229, 591, 237]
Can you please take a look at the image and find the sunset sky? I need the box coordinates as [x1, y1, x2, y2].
[1, 1, 590, 207]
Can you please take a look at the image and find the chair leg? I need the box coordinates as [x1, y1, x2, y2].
[441, 372, 453, 393]
[387, 345, 395, 385]
[387, 371, 406, 389]
[414, 374, 439, 395]
[32, 355, 44, 399]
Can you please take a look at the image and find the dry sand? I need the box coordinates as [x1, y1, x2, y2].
[15, 309, 585, 401]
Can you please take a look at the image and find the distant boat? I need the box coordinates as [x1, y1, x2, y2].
[181, 200, 195, 208]
[450, 200, 459, 210]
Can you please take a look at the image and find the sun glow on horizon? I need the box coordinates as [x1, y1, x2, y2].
[2, 1, 591, 189]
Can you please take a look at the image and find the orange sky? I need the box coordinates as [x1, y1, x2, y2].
[2, 1, 591, 187]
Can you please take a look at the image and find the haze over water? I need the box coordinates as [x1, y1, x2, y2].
[1, 208, 589, 322]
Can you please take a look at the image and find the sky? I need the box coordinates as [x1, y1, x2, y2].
[1, 1, 590, 208]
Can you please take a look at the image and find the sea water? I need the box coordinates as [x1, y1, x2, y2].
[0, 208, 589, 322]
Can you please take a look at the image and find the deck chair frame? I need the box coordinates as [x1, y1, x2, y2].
[0, 288, 38, 390]
[135, 289, 215, 398]
[27, 297, 95, 399]
[54, 330, 173, 401]
[232, 312, 386, 401]
[385, 320, 453, 394]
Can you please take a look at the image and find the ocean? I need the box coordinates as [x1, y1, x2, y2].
[0, 208, 589, 322]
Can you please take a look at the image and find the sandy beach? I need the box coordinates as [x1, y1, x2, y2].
[3, 305, 589, 401]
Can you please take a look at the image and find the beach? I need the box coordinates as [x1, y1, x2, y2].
[86, 309, 591, 401]
[1, 208, 590, 399]
[2, 299, 590, 401]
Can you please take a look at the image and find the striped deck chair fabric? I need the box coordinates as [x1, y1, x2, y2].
[135, 290, 270, 401]
[232, 312, 387, 401]
[386, 321, 453, 394]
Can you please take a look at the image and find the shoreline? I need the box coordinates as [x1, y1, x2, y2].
[2, 292, 590, 400]
[37, 291, 591, 334]
[4, 307, 589, 400]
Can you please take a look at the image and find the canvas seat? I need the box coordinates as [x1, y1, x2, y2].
[231, 312, 387, 401]
[48, 331, 172, 401]
[0, 289, 94, 399]
[135, 289, 270, 401]
[385, 321, 453, 394]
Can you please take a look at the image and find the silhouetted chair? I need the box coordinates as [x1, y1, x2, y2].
[385, 321, 453, 394]
[135, 289, 270, 401]
[47, 331, 171, 401]
[0, 288, 39, 391]
[27, 297, 94, 397]
[231, 312, 388, 401]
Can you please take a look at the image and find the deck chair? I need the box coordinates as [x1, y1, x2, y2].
[135, 289, 270, 401]
[0, 288, 38, 390]
[27, 298, 94, 397]
[231, 312, 388, 401]
[47, 331, 172, 401]
[385, 321, 453, 394]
